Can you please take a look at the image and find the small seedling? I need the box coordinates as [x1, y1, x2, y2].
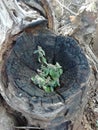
[31, 46, 63, 93]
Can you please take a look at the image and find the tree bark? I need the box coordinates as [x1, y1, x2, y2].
[0, 0, 98, 130]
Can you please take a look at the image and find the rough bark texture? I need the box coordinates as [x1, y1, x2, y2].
[0, 0, 98, 130]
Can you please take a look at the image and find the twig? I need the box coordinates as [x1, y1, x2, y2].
[85, 44, 98, 65]
[55, 0, 77, 15]
[40, 0, 54, 30]
[13, 126, 42, 129]
[85, 45, 98, 75]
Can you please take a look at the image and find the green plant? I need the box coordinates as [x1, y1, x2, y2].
[31, 46, 63, 93]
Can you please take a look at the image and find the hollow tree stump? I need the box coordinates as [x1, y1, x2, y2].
[0, 27, 90, 130]
[0, 0, 98, 130]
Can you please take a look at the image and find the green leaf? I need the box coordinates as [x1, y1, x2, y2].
[49, 69, 57, 78]
[50, 87, 54, 92]
[56, 79, 60, 86]
[43, 86, 51, 93]
[38, 46, 45, 56]
[33, 50, 39, 54]
[56, 62, 61, 68]
[59, 69, 63, 75]
[41, 57, 47, 64]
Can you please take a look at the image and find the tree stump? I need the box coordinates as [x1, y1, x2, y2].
[0, 0, 98, 130]
[1, 27, 90, 130]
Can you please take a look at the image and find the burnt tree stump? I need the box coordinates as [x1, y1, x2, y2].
[0, 0, 98, 130]
[1, 28, 90, 130]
